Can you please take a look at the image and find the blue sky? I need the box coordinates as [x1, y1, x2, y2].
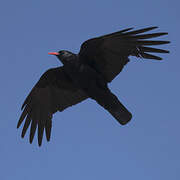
[0, 0, 179, 179]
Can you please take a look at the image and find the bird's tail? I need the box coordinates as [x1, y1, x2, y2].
[92, 89, 132, 125]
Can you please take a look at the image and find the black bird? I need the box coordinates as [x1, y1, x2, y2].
[17, 26, 170, 146]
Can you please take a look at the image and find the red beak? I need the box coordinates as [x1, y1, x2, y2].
[48, 52, 60, 55]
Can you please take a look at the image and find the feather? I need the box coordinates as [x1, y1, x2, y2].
[141, 52, 162, 60]
[140, 46, 169, 53]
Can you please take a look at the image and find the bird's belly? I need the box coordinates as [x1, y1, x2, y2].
[73, 65, 107, 94]
[75, 71, 97, 90]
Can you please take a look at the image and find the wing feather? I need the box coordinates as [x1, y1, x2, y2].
[139, 46, 169, 53]
[79, 26, 170, 82]
[17, 67, 87, 146]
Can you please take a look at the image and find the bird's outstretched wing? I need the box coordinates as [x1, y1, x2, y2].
[17, 67, 87, 146]
[78, 26, 170, 82]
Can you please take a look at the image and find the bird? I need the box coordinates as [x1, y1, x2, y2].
[17, 26, 170, 146]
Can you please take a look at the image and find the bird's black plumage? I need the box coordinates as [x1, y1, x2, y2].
[17, 26, 170, 146]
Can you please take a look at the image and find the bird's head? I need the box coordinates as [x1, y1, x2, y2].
[48, 50, 76, 65]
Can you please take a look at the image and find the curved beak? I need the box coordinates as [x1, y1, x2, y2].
[48, 52, 60, 55]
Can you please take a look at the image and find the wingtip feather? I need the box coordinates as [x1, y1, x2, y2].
[124, 26, 159, 35]
[141, 52, 163, 60]
[38, 124, 44, 147]
[140, 46, 170, 54]
[17, 106, 29, 128]
[45, 119, 52, 141]
[134, 40, 170, 45]
[119, 27, 134, 33]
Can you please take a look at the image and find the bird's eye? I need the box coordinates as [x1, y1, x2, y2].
[58, 51, 64, 55]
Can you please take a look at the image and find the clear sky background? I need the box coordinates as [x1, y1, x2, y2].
[0, 0, 179, 179]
